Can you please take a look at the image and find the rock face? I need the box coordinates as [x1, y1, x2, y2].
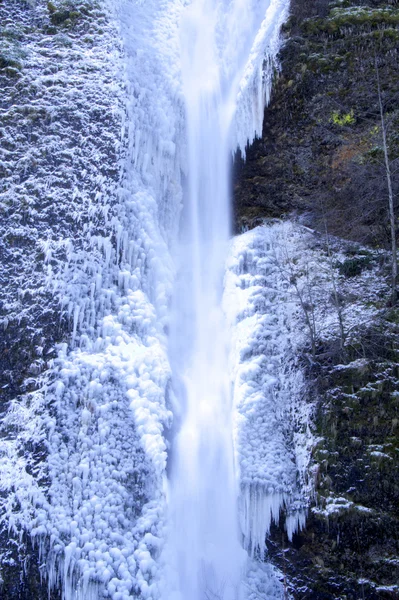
[0, 1, 124, 596]
[0, 0, 122, 407]
[234, 0, 399, 248]
[267, 347, 399, 599]
[233, 0, 399, 596]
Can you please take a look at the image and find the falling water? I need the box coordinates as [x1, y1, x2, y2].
[167, 0, 288, 598]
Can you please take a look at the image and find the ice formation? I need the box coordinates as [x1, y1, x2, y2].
[0, 0, 318, 598]
[224, 225, 313, 560]
[2, 0, 184, 597]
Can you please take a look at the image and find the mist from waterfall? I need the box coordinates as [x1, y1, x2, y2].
[166, 0, 289, 598]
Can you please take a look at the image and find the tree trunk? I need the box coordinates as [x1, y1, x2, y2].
[376, 57, 397, 304]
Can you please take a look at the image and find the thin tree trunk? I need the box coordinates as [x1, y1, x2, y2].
[375, 56, 397, 304]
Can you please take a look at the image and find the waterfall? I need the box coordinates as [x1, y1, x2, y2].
[166, 0, 290, 598]
[166, 3, 243, 593]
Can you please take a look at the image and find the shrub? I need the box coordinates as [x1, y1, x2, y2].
[336, 256, 373, 277]
[331, 109, 355, 126]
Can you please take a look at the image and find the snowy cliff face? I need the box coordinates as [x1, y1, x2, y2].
[1, 1, 183, 597]
[0, 1, 313, 599]
[225, 224, 313, 559]
[1, 1, 131, 593]
[0, 0, 125, 399]
[232, 0, 399, 594]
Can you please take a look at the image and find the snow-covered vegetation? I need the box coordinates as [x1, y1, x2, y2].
[1, 0, 179, 597]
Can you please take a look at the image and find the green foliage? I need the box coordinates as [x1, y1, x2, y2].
[0, 26, 24, 41]
[329, 6, 399, 27]
[46, 0, 100, 27]
[0, 26, 26, 72]
[367, 145, 383, 161]
[301, 7, 399, 40]
[0, 54, 21, 70]
[49, 9, 78, 26]
[335, 255, 373, 277]
[331, 109, 355, 126]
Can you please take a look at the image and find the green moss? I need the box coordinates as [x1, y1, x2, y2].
[366, 145, 383, 162]
[44, 25, 58, 34]
[0, 36, 26, 72]
[0, 54, 22, 70]
[301, 7, 399, 40]
[0, 26, 24, 41]
[50, 10, 76, 25]
[331, 109, 355, 126]
[384, 308, 399, 324]
[2, 66, 22, 78]
[47, 0, 100, 27]
[0, 51, 23, 70]
[329, 6, 399, 26]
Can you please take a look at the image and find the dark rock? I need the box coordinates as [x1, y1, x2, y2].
[233, 0, 399, 248]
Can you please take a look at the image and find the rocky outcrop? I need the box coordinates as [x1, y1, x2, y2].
[267, 339, 399, 598]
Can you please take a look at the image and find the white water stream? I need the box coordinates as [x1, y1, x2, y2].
[167, 0, 290, 598]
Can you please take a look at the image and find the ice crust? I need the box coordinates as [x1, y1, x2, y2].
[38, 0, 185, 595]
[1, 0, 183, 597]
